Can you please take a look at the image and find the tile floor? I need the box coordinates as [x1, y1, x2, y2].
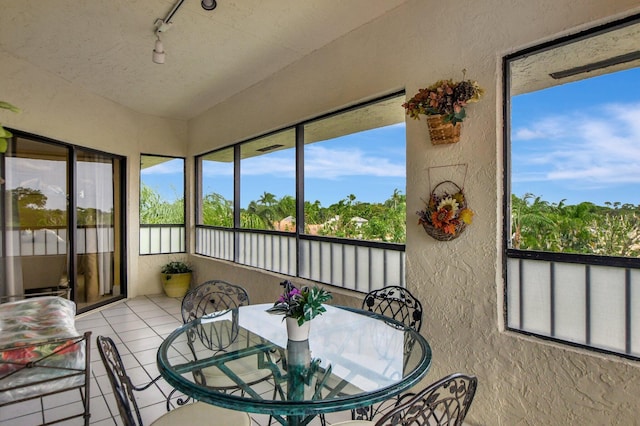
[1, 294, 352, 426]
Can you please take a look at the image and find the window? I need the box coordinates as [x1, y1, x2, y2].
[504, 14, 640, 359]
[199, 147, 234, 227]
[303, 97, 406, 243]
[139, 155, 185, 254]
[240, 129, 296, 231]
[196, 92, 406, 291]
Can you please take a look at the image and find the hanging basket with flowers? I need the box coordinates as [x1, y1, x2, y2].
[402, 77, 483, 145]
[417, 180, 474, 241]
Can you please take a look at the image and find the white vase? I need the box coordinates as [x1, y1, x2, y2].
[286, 317, 311, 341]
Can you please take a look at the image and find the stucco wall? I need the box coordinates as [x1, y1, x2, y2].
[3, 0, 640, 423]
[188, 1, 640, 424]
[0, 51, 188, 298]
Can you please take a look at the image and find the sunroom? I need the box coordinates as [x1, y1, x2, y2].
[1, 1, 640, 424]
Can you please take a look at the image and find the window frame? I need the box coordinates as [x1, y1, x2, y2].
[139, 154, 186, 255]
[502, 13, 640, 360]
[195, 91, 407, 292]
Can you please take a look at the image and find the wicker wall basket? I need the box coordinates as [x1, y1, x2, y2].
[419, 180, 469, 241]
[422, 219, 466, 241]
[426, 115, 461, 145]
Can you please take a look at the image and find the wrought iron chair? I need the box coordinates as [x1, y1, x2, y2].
[180, 279, 284, 393]
[96, 335, 252, 426]
[181, 279, 250, 323]
[331, 373, 478, 426]
[361, 285, 423, 332]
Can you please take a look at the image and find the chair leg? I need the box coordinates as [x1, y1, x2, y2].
[319, 413, 327, 426]
[166, 388, 191, 411]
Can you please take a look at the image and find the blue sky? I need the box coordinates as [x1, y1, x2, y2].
[144, 123, 407, 208]
[141, 158, 185, 202]
[511, 67, 640, 206]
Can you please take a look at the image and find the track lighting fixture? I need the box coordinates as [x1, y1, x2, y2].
[151, 0, 218, 64]
[152, 35, 165, 64]
[201, 0, 217, 11]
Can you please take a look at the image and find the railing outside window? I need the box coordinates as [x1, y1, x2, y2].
[506, 251, 640, 359]
[140, 224, 186, 255]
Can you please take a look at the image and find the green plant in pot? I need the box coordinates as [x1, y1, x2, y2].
[160, 260, 193, 298]
[0, 101, 20, 153]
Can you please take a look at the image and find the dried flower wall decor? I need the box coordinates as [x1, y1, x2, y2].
[417, 180, 474, 241]
[402, 74, 483, 145]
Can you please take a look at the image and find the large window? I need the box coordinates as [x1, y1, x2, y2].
[139, 155, 185, 254]
[196, 92, 406, 291]
[504, 15, 640, 359]
[303, 98, 406, 242]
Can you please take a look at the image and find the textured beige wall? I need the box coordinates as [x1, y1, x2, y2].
[3, 0, 640, 423]
[0, 51, 188, 298]
[189, 1, 640, 424]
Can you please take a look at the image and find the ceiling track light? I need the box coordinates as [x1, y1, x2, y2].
[151, 0, 218, 64]
[201, 0, 217, 11]
[152, 35, 165, 64]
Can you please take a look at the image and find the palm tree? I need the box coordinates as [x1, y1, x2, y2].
[510, 193, 555, 249]
[258, 191, 277, 206]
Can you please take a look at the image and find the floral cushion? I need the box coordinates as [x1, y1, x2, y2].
[0, 296, 86, 404]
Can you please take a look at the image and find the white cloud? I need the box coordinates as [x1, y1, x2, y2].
[235, 145, 405, 179]
[512, 102, 640, 186]
[513, 116, 566, 140]
[305, 145, 405, 179]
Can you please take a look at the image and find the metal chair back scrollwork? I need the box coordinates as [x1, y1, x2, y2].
[362, 286, 423, 332]
[180, 280, 284, 403]
[376, 373, 478, 426]
[181, 280, 249, 355]
[181, 279, 250, 323]
[332, 373, 478, 426]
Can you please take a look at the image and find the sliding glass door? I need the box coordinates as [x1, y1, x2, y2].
[1, 133, 125, 312]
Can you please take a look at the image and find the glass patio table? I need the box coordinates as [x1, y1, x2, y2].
[157, 303, 432, 426]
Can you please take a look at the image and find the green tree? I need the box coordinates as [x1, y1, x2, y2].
[140, 183, 184, 224]
[511, 193, 555, 249]
[201, 192, 233, 226]
[511, 193, 640, 257]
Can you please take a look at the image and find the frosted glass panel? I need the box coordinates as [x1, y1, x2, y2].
[554, 263, 586, 344]
[521, 260, 551, 334]
[507, 258, 520, 329]
[590, 266, 625, 352]
[297, 238, 404, 292]
[631, 269, 640, 356]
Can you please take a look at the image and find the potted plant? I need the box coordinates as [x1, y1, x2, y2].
[0, 101, 20, 153]
[160, 260, 193, 298]
[267, 280, 332, 341]
[402, 77, 483, 144]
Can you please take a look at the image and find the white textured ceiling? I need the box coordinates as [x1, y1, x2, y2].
[0, 0, 408, 120]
